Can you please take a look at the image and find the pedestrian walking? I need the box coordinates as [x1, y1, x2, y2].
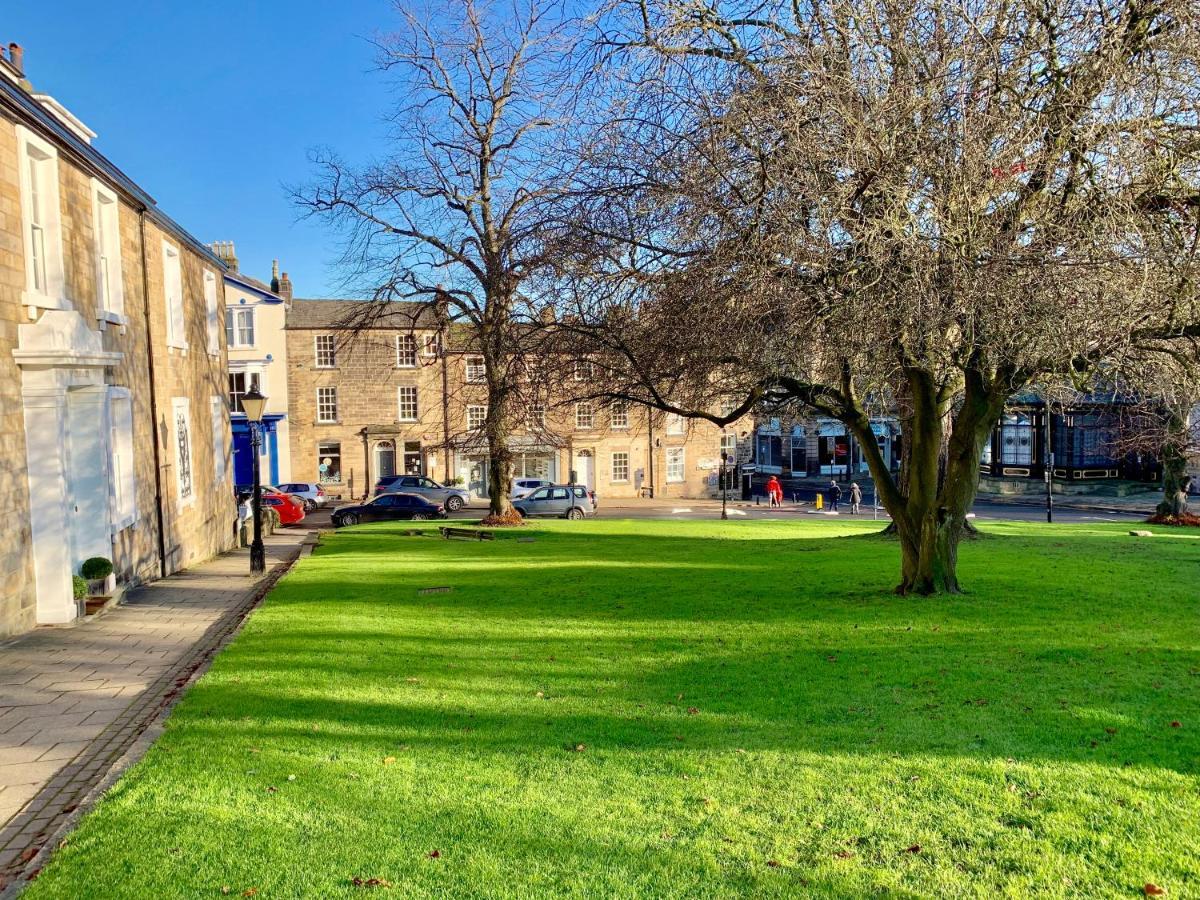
[766, 475, 784, 508]
[849, 482, 862, 514]
[828, 479, 842, 512]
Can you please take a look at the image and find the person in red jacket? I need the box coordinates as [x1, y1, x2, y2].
[766, 475, 784, 508]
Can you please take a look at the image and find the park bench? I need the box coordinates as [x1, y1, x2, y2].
[439, 526, 494, 541]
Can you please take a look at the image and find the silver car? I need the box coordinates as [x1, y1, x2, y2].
[276, 482, 328, 511]
[513, 485, 596, 519]
[376, 475, 470, 512]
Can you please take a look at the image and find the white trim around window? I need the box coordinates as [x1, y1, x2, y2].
[611, 401, 629, 429]
[396, 333, 418, 368]
[204, 271, 220, 355]
[611, 450, 630, 484]
[314, 334, 337, 368]
[226, 305, 256, 349]
[91, 178, 126, 326]
[397, 385, 419, 422]
[211, 396, 227, 483]
[666, 446, 685, 483]
[467, 404, 488, 431]
[162, 240, 187, 351]
[16, 125, 67, 312]
[575, 401, 594, 430]
[316, 386, 339, 424]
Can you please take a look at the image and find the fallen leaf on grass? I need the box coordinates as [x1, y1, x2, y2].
[766, 860, 781, 868]
[428, 850, 441, 859]
[535, 691, 544, 698]
[1170, 721, 1182, 728]
[834, 850, 855, 859]
[287, 775, 296, 782]
[221, 888, 231, 896]
[383, 757, 396, 765]
[1144, 884, 1165, 896]
[903, 844, 922, 854]
[243, 891, 258, 897]
[248, 748, 261, 754]
[351, 876, 393, 888]
[265, 786, 278, 793]
[687, 707, 699, 716]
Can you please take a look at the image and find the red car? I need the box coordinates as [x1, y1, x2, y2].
[262, 493, 306, 525]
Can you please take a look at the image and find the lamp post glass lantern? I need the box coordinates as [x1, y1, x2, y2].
[242, 387, 267, 573]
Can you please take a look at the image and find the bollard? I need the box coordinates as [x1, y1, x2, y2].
[816, 493, 824, 510]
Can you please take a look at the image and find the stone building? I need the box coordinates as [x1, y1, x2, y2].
[0, 43, 236, 636]
[283, 298, 743, 500]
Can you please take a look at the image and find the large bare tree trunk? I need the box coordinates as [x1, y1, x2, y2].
[1157, 411, 1192, 517]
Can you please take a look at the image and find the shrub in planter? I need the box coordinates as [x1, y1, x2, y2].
[81, 557, 114, 580]
[72, 575, 88, 601]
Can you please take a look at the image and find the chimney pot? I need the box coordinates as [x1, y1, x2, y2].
[9, 43, 23, 76]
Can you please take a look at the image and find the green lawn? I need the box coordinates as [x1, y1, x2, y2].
[27, 519, 1200, 898]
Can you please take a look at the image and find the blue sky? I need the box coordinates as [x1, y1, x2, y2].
[7, 1, 399, 296]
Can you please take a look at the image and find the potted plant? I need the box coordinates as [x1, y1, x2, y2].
[72, 575, 87, 615]
[81, 556, 115, 596]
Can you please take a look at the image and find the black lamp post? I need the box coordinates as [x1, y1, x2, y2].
[241, 386, 268, 574]
[720, 448, 729, 520]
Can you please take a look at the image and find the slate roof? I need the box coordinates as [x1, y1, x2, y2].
[286, 298, 441, 330]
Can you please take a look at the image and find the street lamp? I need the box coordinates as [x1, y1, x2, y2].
[241, 386, 267, 574]
[720, 449, 729, 520]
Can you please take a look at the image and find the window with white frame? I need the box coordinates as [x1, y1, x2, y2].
[172, 398, 194, 507]
[666, 413, 685, 435]
[17, 127, 65, 307]
[92, 180, 124, 317]
[314, 334, 336, 367]
[573, 360, 592, 381]
[228, 371, 261, 414]
[108, 388, 136, 529]
[611, 451, 630, 483]
[205, 272, 220, 354]
[720, 431, 737, 457]
[225, 306, 255, 349]
[575, 401, 594, 430]
[666, 447, 685, 482]
[467, 404, 488, 431]
[317, 387, 338, 423]
[530, 402, 547, 428]
[162, 241, 186, 349]
[465, 356, 487, 383]
[211, 396, 226, 482]
[611, 401, 629, 429]
[397, 385, 419, 422]
[423, 333, 441, 357]
[396, 334, 417, 367]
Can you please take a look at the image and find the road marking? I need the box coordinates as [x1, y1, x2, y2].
[671, 508, 693, 514]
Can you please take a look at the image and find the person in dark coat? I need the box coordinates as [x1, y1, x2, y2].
[828, 479, 842, 512]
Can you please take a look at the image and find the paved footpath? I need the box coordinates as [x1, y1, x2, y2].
[0, 527, 315, 893]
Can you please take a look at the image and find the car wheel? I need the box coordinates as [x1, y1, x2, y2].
[411, 513, 428, 521]
[303, 499, 316, 512]
[445, 496, 464, 512]
[341, 512, 359, 526]
[566, 507, 584, 520]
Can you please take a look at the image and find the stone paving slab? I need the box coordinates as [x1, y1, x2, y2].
[0, 528, 315, 894]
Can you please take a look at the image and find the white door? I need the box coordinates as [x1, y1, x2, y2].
[66, 388, 111, 567]
[573, 451, 595, 490]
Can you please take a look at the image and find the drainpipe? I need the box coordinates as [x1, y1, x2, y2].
[138, 210, 168, 577]
[440, 327, 451, 481]
[361, 428, 371, 500]
[647, 408, 655, 498]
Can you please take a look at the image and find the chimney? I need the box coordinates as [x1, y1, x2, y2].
[270, 260, 280, 294]
[208, 240, 239, 273]
[278, 271, 293, 302]
[9, 43, 23, 76]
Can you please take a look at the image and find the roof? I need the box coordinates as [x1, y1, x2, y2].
[0, 74, 225, 270]
[286, 298, 441, 330]
[226, 270, 282, 303]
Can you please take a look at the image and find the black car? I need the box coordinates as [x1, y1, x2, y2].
[332, 492, 446, 527]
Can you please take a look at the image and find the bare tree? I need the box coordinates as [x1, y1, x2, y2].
[558, 0, 1200, 591]
[296, 0, 581, 519]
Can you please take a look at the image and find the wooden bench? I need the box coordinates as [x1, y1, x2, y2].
[439, 526, 494, 541]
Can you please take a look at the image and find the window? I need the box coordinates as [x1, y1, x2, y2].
[611, 402, 629, 429]
[172, 398, 194, 507]
[17, 127, 65, 307]
[666, 413, 685, 435]
[403, 441, 423, 474]
[397, 334, 417, 367]
[205, 271, 221, 353]
[999, 413, 1034, 465]
[397, 386, 419, 422]
[211, 396, 226, 482]
[314, 334, 336, 368]
[575, 401, 594, 430]
[573, 360, 592, 381]
[162, 241, 186, 349]
[423, 334, 441, 357]
[92, 180, 124, 317]
[466, 356, 487, 383]
[228, 371, 261, 414]
[225, 306, 255, 349]
[317, 387, 338, 423]
[318, 442, 342, 484]
[530, 402, 547, 428]
[108, 388, 136, 529]
[611, 451, 630, 483]
[666, 447, 685, 482]
[721, 431, 737, 457]
[719, 397, 740, 418]
[467, 405, 488, 431]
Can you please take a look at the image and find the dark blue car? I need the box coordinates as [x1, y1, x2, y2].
[332, 492, 446, 527]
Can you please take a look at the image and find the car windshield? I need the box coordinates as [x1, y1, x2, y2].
[528, 488, 549, 500]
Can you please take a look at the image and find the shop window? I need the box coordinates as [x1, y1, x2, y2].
[318, 442, 342, 484]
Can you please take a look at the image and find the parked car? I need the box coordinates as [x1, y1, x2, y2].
[511, 478, 552, 499]
[512, 485, 597, 519]
[235, 484, 304, 509]
[262, 494, 306, 526]
[374, 475, 470, 512]
[332, 493, 447, 527]
[275, 482, 327, 511]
